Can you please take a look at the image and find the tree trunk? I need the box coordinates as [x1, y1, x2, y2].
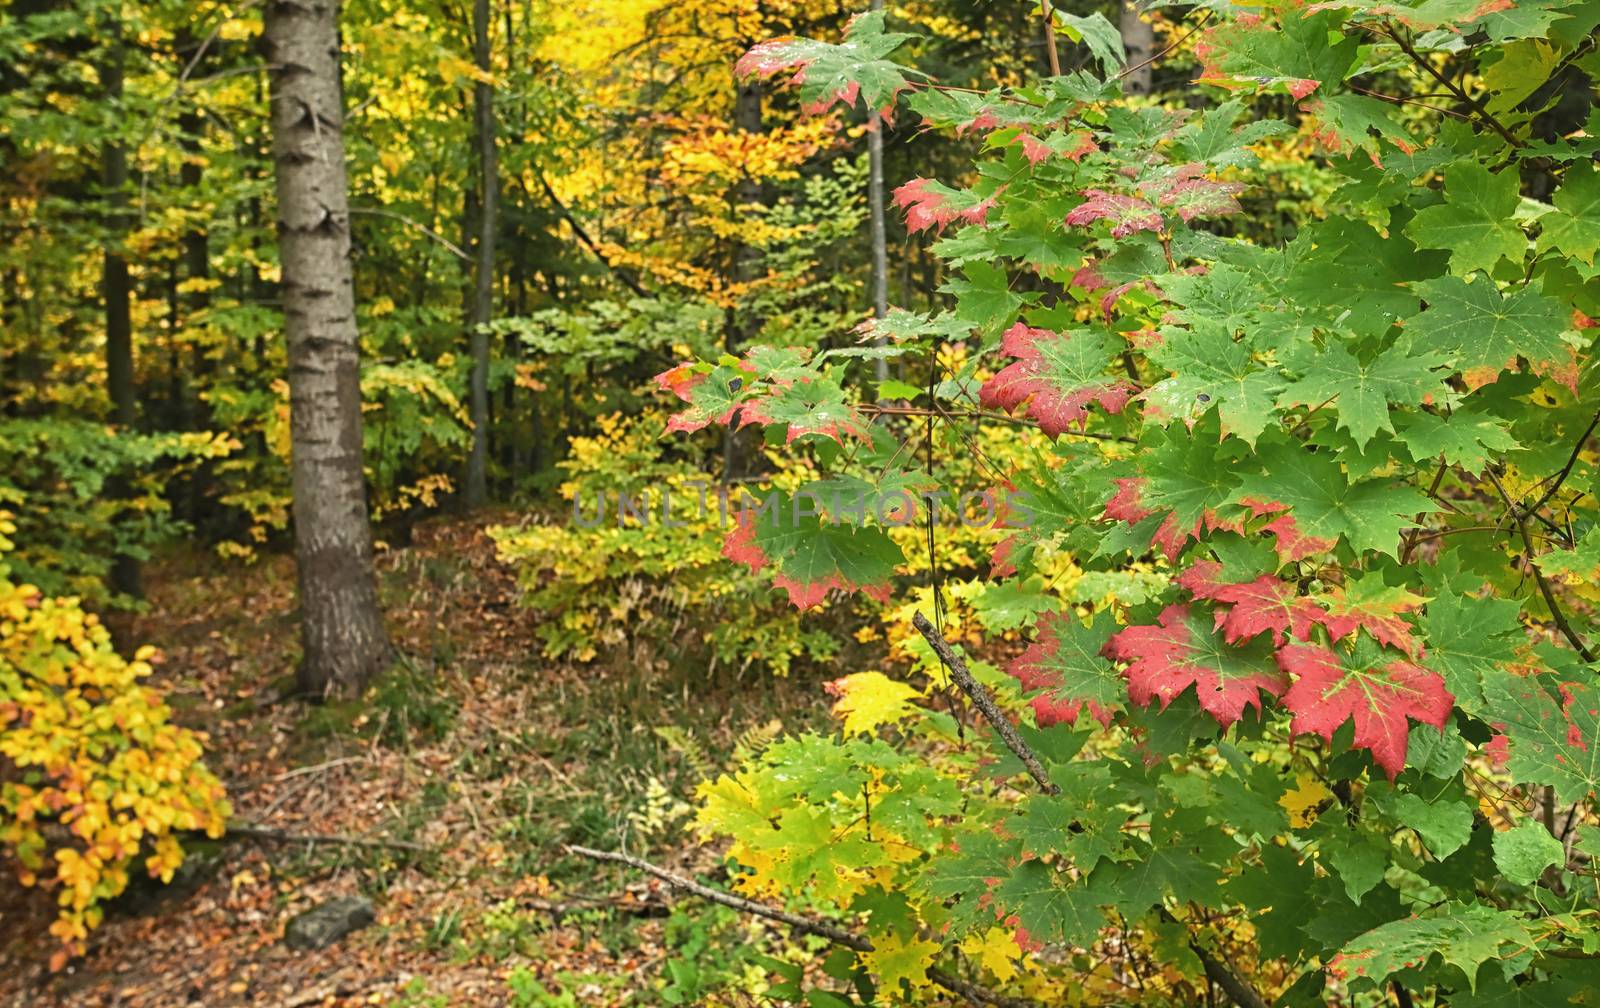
[263, 0, 390, 699]
[723, 74, 763, 480]
[101, 17, 141, 602]
[101, 30, 135, 429]
[464, 0, 497, 506]
[1120, 1, 1154, 96]
[867, 0, 890, 383]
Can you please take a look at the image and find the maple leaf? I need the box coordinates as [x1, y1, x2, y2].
[735, 11, 913, 120]
[1008, 611, 1124, 728]
[893, 178, 1002, 234]
[1178, 562, 1323, 645]
[1300, 93, 1415, 163]
[1316, 574, 1424, 653]
[1194, 11, 1357, 98]
[723, 493, 902, 609]
[1481, 673, 1600, 805]
[1106, 603, 1288, 727]
[1014, 130, 1098, 167]
[1148, 164, 1247, 222]
[1406, 275, 1571, 389]
[1330, 905, 1540, 993]
[1143, 319, 1286, 446]
[1276, 341, 1451, 449]
[979, 323, 1136, 436]
[1404, 162, 1527, 276]
[1536, 160, 1600, 266]
[738, 378, 872, 446]
[827, 672, 922, 735]
[1065, 190, 1163, 238]
[1277, 640, 1453, 778]
[1233, 442, 1438, 558]
[654, 360, 751, 434]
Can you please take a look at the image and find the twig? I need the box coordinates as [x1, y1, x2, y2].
[567, 846, 1042, 1008]
[1040, 0, 1062, 76]
[911, 611, 1060, 795]
[1117, 9, 1213, 82]
[1159, 909, 1269, 1008]
[226, 823, 432, 853]
[1525, 406, 1600, 517]
[273, 755, 367, 782]
[860, 403, 1137, 443]
[1483, 468, 1595, 661]
[1386, 26, 1522, 149]
[535, 173, 649, 297]
[348, 207, 471, 261]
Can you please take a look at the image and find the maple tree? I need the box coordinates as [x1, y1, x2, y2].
[657, 1, 1600, 1004]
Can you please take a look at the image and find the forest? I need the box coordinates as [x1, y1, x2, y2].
[3, 0, 1600, 1005]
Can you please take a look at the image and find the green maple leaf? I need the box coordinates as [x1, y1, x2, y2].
[1395, 409, 1520, 472]
[1284, 218, 1433, 334]
[1368, 781, 1475, 860]
[1536, 160, 1600, 266]
[1277, 341, 1450, 449]
[1330, 904, 1541, 992]
[1144, 320, 1286, 446]
[1233, 442, 1439, 557]
[1419, 588, 1524, 711]
[1406, 276, 1570, 389]
[1304, 92, 1415, 162]
[993, 860, 1108, 946]
[1492, 820, 1564, 886]
[942, 261, 1030, 334]
[1541, 527, 1600, 581]
[736, 10, 914, 117]
[1170, 99, 1291, 170]
[724, 492, 903, 609]
[1405, 163, 1527, 276]
[1482, 673, 1600, 806]
[1140, 420, 1246, 534]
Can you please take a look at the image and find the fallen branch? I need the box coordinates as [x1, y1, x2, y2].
[226, 823, 432, 853]
[911, 611, 1060, 795]
[565, 845, 1041, 1008]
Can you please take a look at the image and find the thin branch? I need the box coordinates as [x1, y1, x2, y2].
[1158, 909, 1269, 1008]
[534, 173, 649, 297]
[565, 845, 1043, 1008]
[226, 823, 431, 853]
[1386, 26, 1522, 148]
[911, 611, 1060, 795]
[1117, 9, 1214, 82]
[348, 207, 471, 261]
[860, 404, 1137, 443]
[1483, 468, 1595, 661]
[1041, 0, 1062, 77]
[1525, 406, 1600, 517]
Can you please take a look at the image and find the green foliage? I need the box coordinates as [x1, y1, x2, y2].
[658, 3, 1600, 1004]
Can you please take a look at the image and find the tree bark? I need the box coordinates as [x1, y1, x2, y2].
[723, 74, 763, 480]
[101, 15, 141, 602]
[263, 0, 390, 699]
[1120, 1, 1155, 96]
[867, 0, 890, 383]
[464, 0, 497, 506]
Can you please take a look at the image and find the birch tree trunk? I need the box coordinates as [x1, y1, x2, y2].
[264, 0, 390, 699]
[867, 0, 889, 383]
[464, 0, 497, 506]
[1120, 1, 1155, 96]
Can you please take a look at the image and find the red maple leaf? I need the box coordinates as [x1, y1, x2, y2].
[1064, 190, 1163, 238]
[1150, 165, 1246, 221]
[1178, 562, 1322, 645]
[1105, 604, 1288, 727]
[1240, 496, 1338, 562]
[1317, 581, 1423, 653]
[1277, 643, 1453, 778]
[978, 323, 1135, 436]
[893, 178, 1001, 234]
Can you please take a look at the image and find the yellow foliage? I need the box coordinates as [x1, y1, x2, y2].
[0, 516, 229, 963]
[828, 671, 922, 735]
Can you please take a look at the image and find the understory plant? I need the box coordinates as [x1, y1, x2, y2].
[654, 2, 1600, 1004]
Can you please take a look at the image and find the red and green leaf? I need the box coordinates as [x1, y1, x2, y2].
[1106, 603, 1289, 727]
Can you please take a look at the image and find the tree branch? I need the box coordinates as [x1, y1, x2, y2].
[565, 845, 1043, 1008]
[348, 207, 471, 261]
[911, 611, 1060, 795]
[1158, 909, 1269, 1008]
[1386, 27, 1522, 149]
[1483, 468, 1595, 661]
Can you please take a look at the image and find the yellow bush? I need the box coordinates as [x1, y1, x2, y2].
[0, 517, 229, 966]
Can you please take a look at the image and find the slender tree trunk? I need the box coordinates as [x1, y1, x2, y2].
[464, 0, 497, 507]
[178, 29, 211, 432]
[101, 31, 135, 428]
[101, 15, 141, 601]
[723, 74, 763, 480]
[867, 0, 890, 383]
[264, 0, 390, 699]
[1120, 1, 1154, 96]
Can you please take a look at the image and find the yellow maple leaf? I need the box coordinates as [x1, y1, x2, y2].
[1279, 772, 1334, 828]
[828, 671, 922, 736]
[862, 931, 940, 991]
[959, 927, 1023, 983]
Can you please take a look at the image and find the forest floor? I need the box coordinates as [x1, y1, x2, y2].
[0, 514, 836, 1007]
